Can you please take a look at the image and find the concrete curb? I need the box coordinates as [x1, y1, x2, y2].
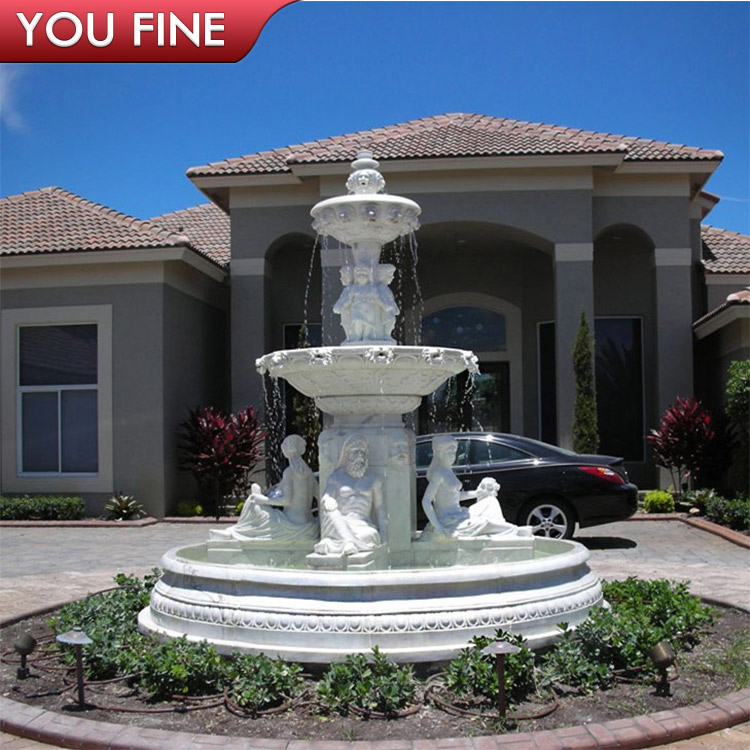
[628, 514, 750, 549]
[1, 691, 748, 749]
[0, 517, 158, 528]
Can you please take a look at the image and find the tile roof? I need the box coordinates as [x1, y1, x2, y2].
[0, 187, 191, 257]
[187, 113, 723, 178]
[150, 203, 230, 266]
[701, 225, 750, 274]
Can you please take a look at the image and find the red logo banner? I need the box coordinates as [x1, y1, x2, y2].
[0, 0, 297, 62]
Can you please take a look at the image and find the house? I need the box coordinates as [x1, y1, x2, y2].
[2, 114, 748, 516]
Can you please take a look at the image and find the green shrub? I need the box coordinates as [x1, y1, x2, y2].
[538, 578, 715, 694]
[0, 495, 86, 520]
[104, 492, 147, 520]
[643, 490, 675, 514]
[228, 652, 304, 714]
[683, 488, 720, 514]
[443, 629, 536, 706]
[571, 309, 599, 454]
[175, 499, 203, 517]
[51, 570, 160, 679]
[317, 646, 417, 716]
[139, 637, 228, 699]
[705, 494, 750, 531]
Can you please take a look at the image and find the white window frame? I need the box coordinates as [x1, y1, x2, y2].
[1, 306, 113, 493]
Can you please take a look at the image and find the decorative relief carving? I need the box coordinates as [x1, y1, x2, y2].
[149, 585, 602, 635]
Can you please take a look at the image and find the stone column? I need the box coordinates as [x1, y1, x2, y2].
[653, 247, 694, 418]
[230, 258, 270, 413]
[554, 243, 595, 450]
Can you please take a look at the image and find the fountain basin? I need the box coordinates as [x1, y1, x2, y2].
[138, 538, 603, 663]
[256, 345, 478, 416]
[311, 193, 421, 248]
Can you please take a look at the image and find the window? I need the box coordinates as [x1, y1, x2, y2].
[2, 305, 112, 493]
[18, 325, 98, 474]
[421, 306, 506, 351]
[536, 318, 644, 460]
[469, 439, 529, 466]
[415, 438, 471, 470]
[595, 318, 644, 461]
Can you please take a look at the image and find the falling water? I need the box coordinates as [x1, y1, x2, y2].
[262, 374, 287, 485]
[303, 235, 320, 334]
[407, 231, 424, 346]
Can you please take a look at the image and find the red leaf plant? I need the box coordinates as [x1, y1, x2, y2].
[647, 397, 717, 496]
[179, 406, 265, 519]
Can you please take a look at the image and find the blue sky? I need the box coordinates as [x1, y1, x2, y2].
[1, 1, 748, 232]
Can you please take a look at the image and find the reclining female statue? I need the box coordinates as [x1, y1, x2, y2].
[420, 435, 524, 539]
[210, 434, 318, 542]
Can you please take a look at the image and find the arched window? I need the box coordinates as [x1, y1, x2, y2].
[419, 305, 512, 434]
[421, 306, 506, 351]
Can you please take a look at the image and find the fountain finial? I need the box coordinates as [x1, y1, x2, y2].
[347, 150, 386, 195]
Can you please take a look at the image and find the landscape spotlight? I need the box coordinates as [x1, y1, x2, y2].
[13, 632, 37, 679]
[56, 627, 93, 710]
[649, 640, 677, 697]
[481, 640, 521, 717]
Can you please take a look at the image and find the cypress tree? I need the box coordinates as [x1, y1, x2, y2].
[571, 309, 600, 454]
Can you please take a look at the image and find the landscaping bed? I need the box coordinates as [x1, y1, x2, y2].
[1, 575, 748, 742]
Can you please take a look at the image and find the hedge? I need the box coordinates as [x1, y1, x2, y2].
[0, 495, 86, 520]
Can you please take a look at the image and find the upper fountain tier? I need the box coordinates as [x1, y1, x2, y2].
[310, 152, 420, 264]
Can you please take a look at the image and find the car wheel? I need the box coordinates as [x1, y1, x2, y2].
[521, 498, 575, 539]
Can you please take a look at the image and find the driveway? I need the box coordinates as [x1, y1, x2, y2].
[1, 519, 748, 620]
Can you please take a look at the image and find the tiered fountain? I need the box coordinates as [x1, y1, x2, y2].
[139, 153, 603, 663]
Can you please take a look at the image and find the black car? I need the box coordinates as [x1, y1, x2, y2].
[415, 432, 638, 539]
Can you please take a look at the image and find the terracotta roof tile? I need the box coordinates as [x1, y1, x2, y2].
[701, 225, 750, 274]
[0, 187, 190, 257]
[150, 203, 230, 266]
[187, 113, 723, 177]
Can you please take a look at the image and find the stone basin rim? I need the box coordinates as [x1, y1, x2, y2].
[161, 539, 591, 586]
[310, 192, 422, 214]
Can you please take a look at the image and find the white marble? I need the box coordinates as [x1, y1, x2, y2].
[140, 151, 605, 663]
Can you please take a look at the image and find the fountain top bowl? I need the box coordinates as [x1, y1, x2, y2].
[310, 151, 421, 248]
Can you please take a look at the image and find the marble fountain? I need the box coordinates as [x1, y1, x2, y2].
[138, 153, 604, 663]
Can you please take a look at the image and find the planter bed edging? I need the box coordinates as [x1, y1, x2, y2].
[1, 690, 747, 750]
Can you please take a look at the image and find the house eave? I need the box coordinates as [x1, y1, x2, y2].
[0, 246, 228, 284]
[693, 303, 750, 340]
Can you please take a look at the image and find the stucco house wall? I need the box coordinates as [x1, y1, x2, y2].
[0, 251, 228, 518]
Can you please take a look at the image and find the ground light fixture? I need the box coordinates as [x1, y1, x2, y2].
[481, 640, 521, 717]
[55, 627, 93, 710]
[649, 640, 677, 697]
[13, 632, 37, 679]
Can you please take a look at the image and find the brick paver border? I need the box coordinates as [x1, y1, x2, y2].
[627, 514, 750, 549]
[1, 690, 748, 749]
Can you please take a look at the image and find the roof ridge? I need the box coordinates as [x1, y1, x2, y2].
[702, 224, 748, 237]
[186, 112, 722, 179]
[150, 202, 217, 221]
[2, 185, 191, 245]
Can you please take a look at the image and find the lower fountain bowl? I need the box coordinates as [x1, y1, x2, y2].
[138, 537, 603, 664]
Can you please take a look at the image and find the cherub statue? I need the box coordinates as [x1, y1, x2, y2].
[334, 264, 399, 344]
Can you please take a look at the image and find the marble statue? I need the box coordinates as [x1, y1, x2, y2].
[313, 434, 386, 556]
[210, 434, 318, 542]
[334, 264, 399, 344]
[421, 435, 520, 539]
